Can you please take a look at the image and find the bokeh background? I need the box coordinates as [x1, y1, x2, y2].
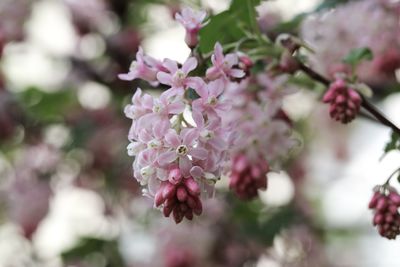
[1, 0, 400, 266]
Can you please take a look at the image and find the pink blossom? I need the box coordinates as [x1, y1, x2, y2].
[175, 7, 207, 48]
[157, 57, 203, 97]
[192, 78, 231, 119]
[136, 91, 185, 135]
[118, 47, 161, 85]
[206, 43, 245, 81]
[158, 129, 208, 177]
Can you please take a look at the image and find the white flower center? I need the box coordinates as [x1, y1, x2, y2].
[153, 104, 162, 113]
[208, 96, 218, 106]
[176, 145, 189, 156]
[127, 142, 140, 156]
[200, 129, 214, 140]
[148, 139, 162, 149]
[140, 166, 155, 179]
[174, 70, 186, 80]
[129, 61, 138, 71]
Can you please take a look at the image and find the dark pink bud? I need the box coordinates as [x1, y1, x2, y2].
[389, 192, 400, 206]
[184, 178, 200, 196]
[374, 213, 384, 225]
[193, 197, 202, 216]
[168, 168, 182, 184]
[376, 197, 388, 211]
[163, 183, 177, 200]
[173, 208, 184, 224]
[163, 205, 174, 217]
[155, 191, 165, 207]
[177, 186, 188, 202]
[185, 210, 193, 220]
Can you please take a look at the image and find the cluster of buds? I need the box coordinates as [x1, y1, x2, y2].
[121, 7, 248, 223]
[224, 74, 297, 200]
[369, 186, 400, 240]
[155, 168, 202, 223]
[323, 78, 361, 124]
[229, 154, 269, 200]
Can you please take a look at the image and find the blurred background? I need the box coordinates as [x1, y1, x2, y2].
[1, 0, 400, 266]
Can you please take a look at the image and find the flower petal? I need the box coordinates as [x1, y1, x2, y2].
[182, 128, 198, 145]
[189, 147, 208, 160]
[190, 166, 204, 179]
[158, 151, 177, 165]
[165, 130, 181, 147]
[153, 119, 170, 140]
[118, 72, 137, 81]
[182, 57, 198, 74]
[157, 72, 173, 85]
[179, 156, 192, 177]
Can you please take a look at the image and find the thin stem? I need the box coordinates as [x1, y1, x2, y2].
[298, 62, 400, 136]
[384, 167, 400, 185]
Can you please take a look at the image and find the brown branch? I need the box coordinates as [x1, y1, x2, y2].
[298, 62, 400, 136]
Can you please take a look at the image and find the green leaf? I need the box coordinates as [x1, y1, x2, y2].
[343, 47, 373, 66]
[383, 131, 400, 156]
[199, 0, 261, 54]
[18, 87, 77, 123]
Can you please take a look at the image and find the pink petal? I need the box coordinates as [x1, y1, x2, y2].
[192, 110, 204, 128]
[168, 101, 185, 114]
[189, 147, 208, 160]
[163, 59, 179, 73]
[158, 151, 177, 165]
[182, 129, 198, 145]
[179, 156, 192, 177]
[225, 54, 238, 67]
[214, 42, 224, 63]
[208, 78, 224, 97]
[191, 80, 208, 98]
[206, 67, 220, 80]
[208, 137, 227, 151]
[165, 130, 181, 147]
[157, 72, 173, 85]
[147, 176, 161, 196]
[229, 69, 245, 78]
[182, 57, 198, 74]
[190, 166, 204, 179]
[118, 72, 137, 81]
[153, 119, 170, 140]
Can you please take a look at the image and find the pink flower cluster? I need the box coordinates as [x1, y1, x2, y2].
[301, 0, 400, 86]
[120, 8, 253, 222]
[369, 186, 400, 240]
[323, 79, 361, 124]
[224, 73, 297, 199]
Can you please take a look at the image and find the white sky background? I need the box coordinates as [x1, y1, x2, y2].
[1, 0, 400, 266]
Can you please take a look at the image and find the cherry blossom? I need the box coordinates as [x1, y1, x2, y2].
[175, 7, 207, 48]
[156, 57, 203, 97]
[206, 43, 245, 81]
[118, 47, 162, 85]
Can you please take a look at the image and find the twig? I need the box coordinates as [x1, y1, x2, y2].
[298, 62, 400, 136]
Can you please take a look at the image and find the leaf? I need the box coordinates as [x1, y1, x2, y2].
[199, 0, 261, 54]
[343, 47, 373, 66]
[383, 131, 400, 157]
[18, 87, 77, 123]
